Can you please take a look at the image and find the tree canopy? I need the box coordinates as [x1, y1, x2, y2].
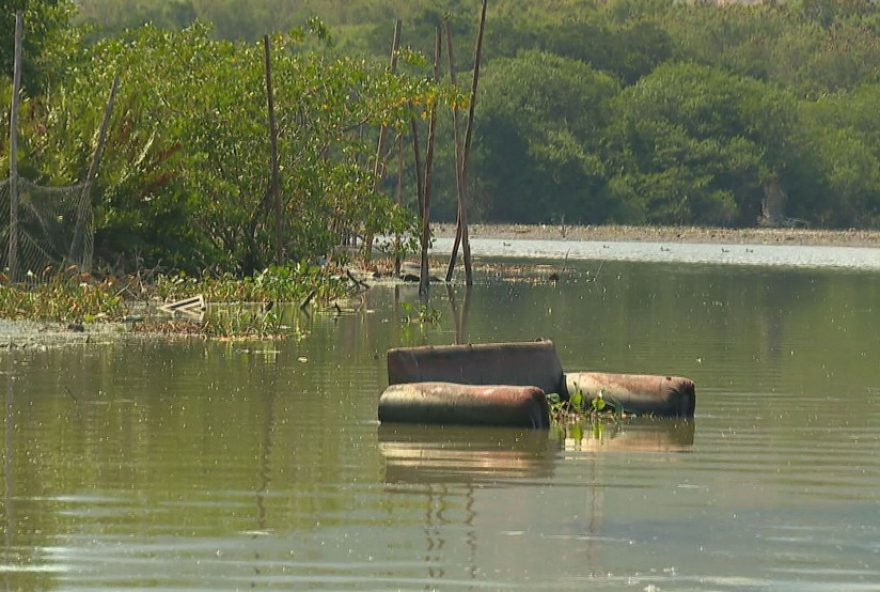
[4, 0, 880, 274]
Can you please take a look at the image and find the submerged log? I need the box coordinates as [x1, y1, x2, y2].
[378, 382, 550, 429]
[565, 372, 696, 418]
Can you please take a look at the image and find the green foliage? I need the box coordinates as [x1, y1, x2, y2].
[18, 22, 443, 272]
[657, 0, 880, 95]
[480, 0, 880, 228]
[9, 0, 880, 273]
[605, 63, 793, 225]
[73, 0, 446, 41]
[154, 263, 347, 304]
[789, 87, 880, 227]
[547, 388, 622, 434]
[202, 304, 292, 340]
[399, 301, 441, 325]
[0, 0, 76, 93]
[477, 50, 619, 223]
[0, 262, 347, 330]
[0, 268, 128, 322]
[491, 6, 673, 84]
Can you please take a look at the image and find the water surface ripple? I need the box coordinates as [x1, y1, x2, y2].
[2, 262, 879, 590]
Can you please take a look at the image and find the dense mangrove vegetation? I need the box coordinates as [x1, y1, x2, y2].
[3, 0, 880, 274]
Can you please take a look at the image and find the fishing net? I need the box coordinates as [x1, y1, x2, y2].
[0, 176, 92, 281]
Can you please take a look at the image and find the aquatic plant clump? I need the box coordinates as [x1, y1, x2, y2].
[547, 390, 630, 445]
[0, 263, 350, 339]
[153, 263, 348, 305]
[0, 269, 128, 323]
[547, 390, 625, 426]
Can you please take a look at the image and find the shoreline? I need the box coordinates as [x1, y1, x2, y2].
[431, 223, 880, 248]
[4, 223, 880, 349]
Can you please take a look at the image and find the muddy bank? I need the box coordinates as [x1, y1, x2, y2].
[0, 319, 132, 350]
[432, 223, 880, 248]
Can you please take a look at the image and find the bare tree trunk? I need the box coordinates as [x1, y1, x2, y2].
[760, 176, 788, 227]
[393, 134, 404, 277]
[264, 35, 282, 265]
[460, 284, 471, 343]
[69, 73, 120, 273]
[364, 19, 402, 261]
[444, 20, 466, 282]
[447, 0, 486, 286]
[410, 114, 424, 224]
[420, 27, 442, 302]
[7, 12, 23, 281]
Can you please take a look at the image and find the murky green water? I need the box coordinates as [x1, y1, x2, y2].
[2, 258, 880, 590]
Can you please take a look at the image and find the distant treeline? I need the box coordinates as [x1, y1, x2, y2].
[70, 0, 880, 228]
[2, 0, 880, 272]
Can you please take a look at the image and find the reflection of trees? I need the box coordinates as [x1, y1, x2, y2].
[420, 480, 480, 584]
[2, 264, 879, 586]
[0, 338, 390, 581]
[248, 382, 277, 586]
[424, 484, 447, 581]
[446, 283, 472, 344]
[3, 352, 64, 591]
[379, 421, 694, 580]
[557, 419, 695, 453]
[585, 454, 602, 575]
[4, 354, 15, 592]
[378, 426, 535, 579]
[255, 387, 275, 532]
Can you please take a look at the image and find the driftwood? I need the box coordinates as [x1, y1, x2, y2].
[159, 295, 206, 318]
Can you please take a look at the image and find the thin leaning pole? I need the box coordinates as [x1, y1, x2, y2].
[393, 134, 404, 278]
[444, 19, 465, 283]
[365, 19, 402, 261]
[263, 35, 282, 265]
[410, 117, 424, 231]
[419, 26, 442, 301]
[7, 11, 23, 281]
[447, 0, 487, 286]
[69, 73, 120, 272]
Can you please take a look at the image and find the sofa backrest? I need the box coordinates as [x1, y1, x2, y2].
[387, 340, 565, 396]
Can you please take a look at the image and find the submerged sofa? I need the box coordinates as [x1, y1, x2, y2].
[377, 340, 696, 429]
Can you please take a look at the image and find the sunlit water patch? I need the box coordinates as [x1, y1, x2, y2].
[431, 237, 880, 270]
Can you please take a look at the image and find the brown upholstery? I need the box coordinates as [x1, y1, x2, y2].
[565, 372, 696, 418]
[387, 340, 565, 397]
[378, 382, 550, 429]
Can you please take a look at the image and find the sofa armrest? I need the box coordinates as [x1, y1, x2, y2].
[378, 382, 550, 429]
[565, 372, 696, 418]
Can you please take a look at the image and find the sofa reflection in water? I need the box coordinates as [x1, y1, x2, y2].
[379, 420, 695, 484]
[379, 425, 554, 483]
